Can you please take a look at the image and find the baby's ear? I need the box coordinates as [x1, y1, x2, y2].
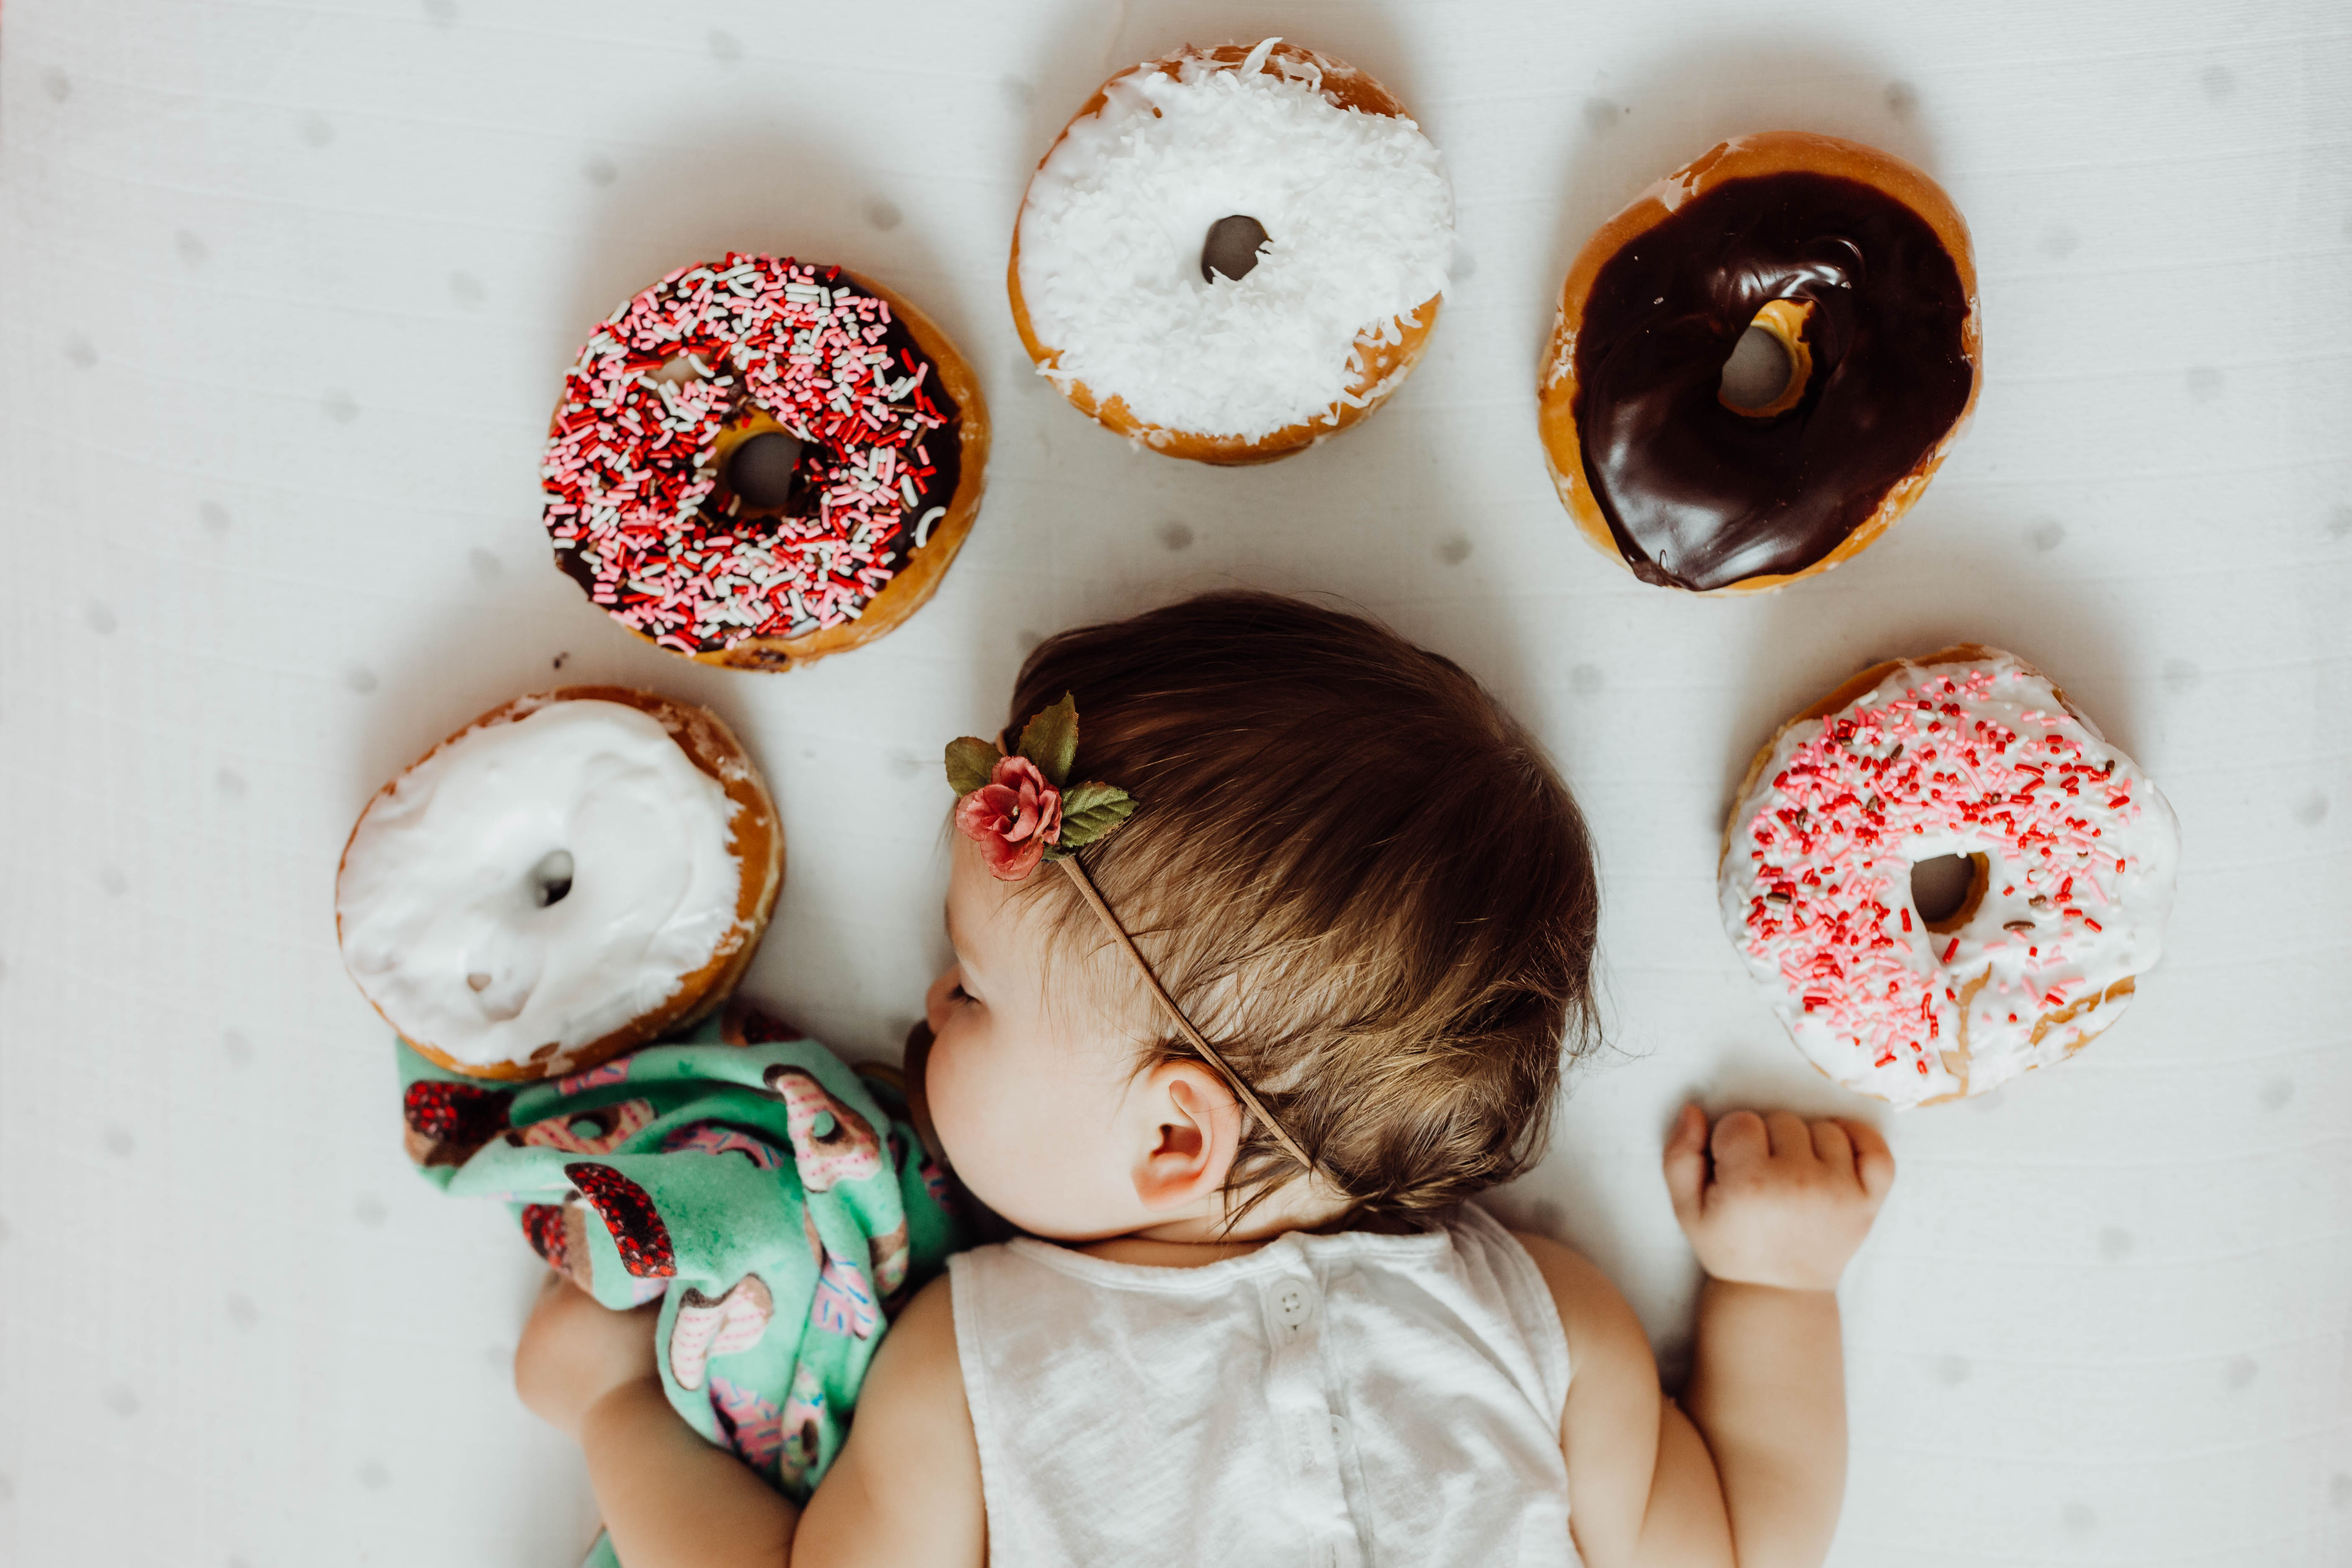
[1129, 1059, 1243, 1212]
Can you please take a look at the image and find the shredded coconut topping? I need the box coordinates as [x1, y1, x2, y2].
[1016, 43, 1452, 440]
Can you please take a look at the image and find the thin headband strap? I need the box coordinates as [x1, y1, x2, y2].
[1054, 854, 1329, 1184]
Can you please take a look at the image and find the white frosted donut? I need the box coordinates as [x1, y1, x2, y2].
[1719, 646, 2179, 1108]
[1010, 39, 1452, 463]
[336, 688, 783, 1080]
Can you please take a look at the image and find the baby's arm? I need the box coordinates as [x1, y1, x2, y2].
[513, 1269, 985, 1568]
[514, 1270, 797, 1567]
[1516, 1104, 1894, 1568]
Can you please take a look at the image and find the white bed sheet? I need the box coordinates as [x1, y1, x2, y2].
[1, 1, 2347, 1563]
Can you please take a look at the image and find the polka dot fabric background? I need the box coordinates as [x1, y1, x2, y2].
[1, 1, 2347, 1564]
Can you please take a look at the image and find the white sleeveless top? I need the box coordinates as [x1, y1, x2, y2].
[948, 1203, 1581, 1568]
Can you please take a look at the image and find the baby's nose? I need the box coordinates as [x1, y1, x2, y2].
[922, 967, 963, 1034]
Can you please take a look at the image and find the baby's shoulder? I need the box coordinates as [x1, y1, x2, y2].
[832, 1271, 969, 1432]
[1505, 1230, 1660, 1387]
[794, 1273, 985, 1564]
[876, 1269, 961, 1361]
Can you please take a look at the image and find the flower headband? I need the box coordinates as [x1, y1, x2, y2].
[944, 693, 1136, 881]
[945, 694, 1326, 1185]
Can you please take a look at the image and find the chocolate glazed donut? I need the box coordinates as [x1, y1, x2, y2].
[1539, 134, 1981, 592]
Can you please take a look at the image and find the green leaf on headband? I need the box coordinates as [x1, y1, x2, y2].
[1016, 692, 1080, 788]
[944, 737, 1002, 797]
[1054, 781, 1137, 852]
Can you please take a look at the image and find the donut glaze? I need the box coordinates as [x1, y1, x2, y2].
[543, 256, 989, 668]
[1540, 134, 1981, 592]
[1720, 648, 2178, 1108]
[337, 689, 782, 1080]
[1011, 39, 1451, 463]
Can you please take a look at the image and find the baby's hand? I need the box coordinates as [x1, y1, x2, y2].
[513, 1269, 661, 1437]
[1661, 1104, 1895, 1292]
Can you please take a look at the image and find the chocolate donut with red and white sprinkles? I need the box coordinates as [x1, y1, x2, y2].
[541, 255, 990, 670]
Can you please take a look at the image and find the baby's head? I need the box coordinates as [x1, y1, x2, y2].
[921, 591, 1600, 1241]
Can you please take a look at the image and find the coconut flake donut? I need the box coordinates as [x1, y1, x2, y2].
[1010, 38, 1451, 464]
[542, 255, 990, 670]
[1539, 133, 1981, 591]
[336, 688, 783, 1081]
[1719, 646, 2179, 1108]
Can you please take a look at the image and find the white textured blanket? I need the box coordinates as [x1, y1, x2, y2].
[0, 3, 2345, 1564]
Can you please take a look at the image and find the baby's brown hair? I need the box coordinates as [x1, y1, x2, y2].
[1008, 591, 1601, 1230]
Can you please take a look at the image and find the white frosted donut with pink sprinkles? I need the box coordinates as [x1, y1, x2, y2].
[1719, 646, 2179, 1108]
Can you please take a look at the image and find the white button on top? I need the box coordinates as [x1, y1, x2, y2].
[1273, 1279, 1314, 1328]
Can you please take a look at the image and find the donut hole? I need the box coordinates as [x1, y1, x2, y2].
[724, 430, 804, 511]
[1201, 214, 1271, 283]
[1911, 852, 1990, 934]
[1720, 327, 1792, 410]
[530, 848, 576, 909]
[651, 352, 714, 385]
[1718, 298, 1817, 419]
[810, 1110, 841, 1143]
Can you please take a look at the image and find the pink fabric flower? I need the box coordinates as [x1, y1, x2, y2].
[953, 755, 1062, 880]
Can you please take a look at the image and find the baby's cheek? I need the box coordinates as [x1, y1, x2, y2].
[929, 1051, 1078, 1228]
[924, 1032, 1006, 1182]
[921, 1029, 973, 1146]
